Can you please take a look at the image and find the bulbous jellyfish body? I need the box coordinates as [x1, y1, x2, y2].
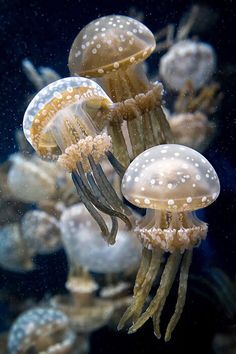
[0, 223, 34, 272]
[60, 203, 141, 274]
[159, 39, 216, 91]
[168, 112, 215, 152]
[23, 77, 132, 244]
[119, 144, 220, 340]
[7, 154, 59, 203]
[21, 210, 62, 255]
[69, 15, 173, 167]
[52, 203, 140, 333]
[8, 307, 76, 354]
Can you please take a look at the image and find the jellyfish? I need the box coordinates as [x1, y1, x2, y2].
[168, 112, 215, 152]
[21, 210, 62, 255]
[159, 39, 216, 91]
[8, 307, 76, 354]
[23, 77, 132, 244]
[51, 271, 114, 333]
[118, 144, 220, 341]
[0, 223, 34, 272]
[68, 15, 173, 167]
[60, 203, 141, 274]
[7, 153, 75, 206]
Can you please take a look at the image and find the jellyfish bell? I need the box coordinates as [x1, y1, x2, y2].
[60, 203, 141, 274]
[7, 154, 57, 203]
[21, 210, 62, 255]
[159, 39, 216, 91]
[69, 15, 173, 167]
[119, 144, 220, 341]
[23, 77, 132, 244]
[169, 112, 215, 152]
[122, 144, 220, 214]
[0, 223, 34, 272]
[8, 307, 76, 354]
[68, 15, 156, 82]
[23, 76, 112, 159]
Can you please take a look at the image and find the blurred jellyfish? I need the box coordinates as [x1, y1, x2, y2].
[49, 203, 141, 333]
[69, 15, 173, 166]
[0, 223, 34, 272]
[8, 154, 59, 203]
[22, 58, 61, 91]
[159, 39, 216, 91]
[51, 270, 114, 333]
[21, 210, 62, 255]
[8, 307, 76, 354]
[169, 112, 215, 151]
[23, 76, 132, 244]
[60, 203, 142, 274]
[100, 282, 134, 329]
[119, 144, 220, 341]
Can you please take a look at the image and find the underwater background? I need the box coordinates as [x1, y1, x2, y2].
[0, 0, 236, 353]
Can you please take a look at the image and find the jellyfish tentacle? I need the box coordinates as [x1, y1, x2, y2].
[87, 155, 132, 229]
[152, 250, 183, 338]
[109, 216, 119, 245]
[133, 249, 163, 321]
[118, 248, 152, 330]
[155, 107, 174, 144]
[142, 111, 156, 149]
[86, 172, 119, 245]
[71, 172, 109, 238]
[164, 249, 192, 342]
[123, 101, 145, 158]
[128, 251, 182, 334]
[77, 161, 112, 209]
[72, 170, 119, 244]
[134, 248, 152, 296]
[107, 122, 130, 169]
[118, 249, 162, 330]
[73, 168, 130, 243]
[105, 151, 126, 177]
[76, 163, 127, 223]
[89, 155, 131, 216]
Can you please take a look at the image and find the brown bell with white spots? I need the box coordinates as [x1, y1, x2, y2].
[68, 15, 156, 78]
[122, 144, 220, 212]
[69, 16, 173, 168]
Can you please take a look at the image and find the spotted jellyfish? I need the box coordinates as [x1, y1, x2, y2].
[118, 144, 220, 341]
[60, 203, 141, 274]
[23, 77, 132, 244]
[159, 39, 216, 91]
[8, 307, 76, 354]
[0, 223, 34, 272]
[21, 210, 62, 255]
[68, 15, 173, 167]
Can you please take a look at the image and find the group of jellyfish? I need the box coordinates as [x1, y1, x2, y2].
[21, 14, 220, 346]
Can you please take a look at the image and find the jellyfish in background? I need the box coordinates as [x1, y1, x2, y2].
[21, 210, 62, 255]
[7, 153, 65, 203]
[69, 15, 173, 167]
[159, 39, 216, 91]
[118, 144, 220, 341]
[49, 202, 140, 333]
[60, 203, 141, 274]
[23, 77, 132, 244]
[8, 307, 76, 354]
[168, 112, 216, 152]
[0, 223, 34, 272]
